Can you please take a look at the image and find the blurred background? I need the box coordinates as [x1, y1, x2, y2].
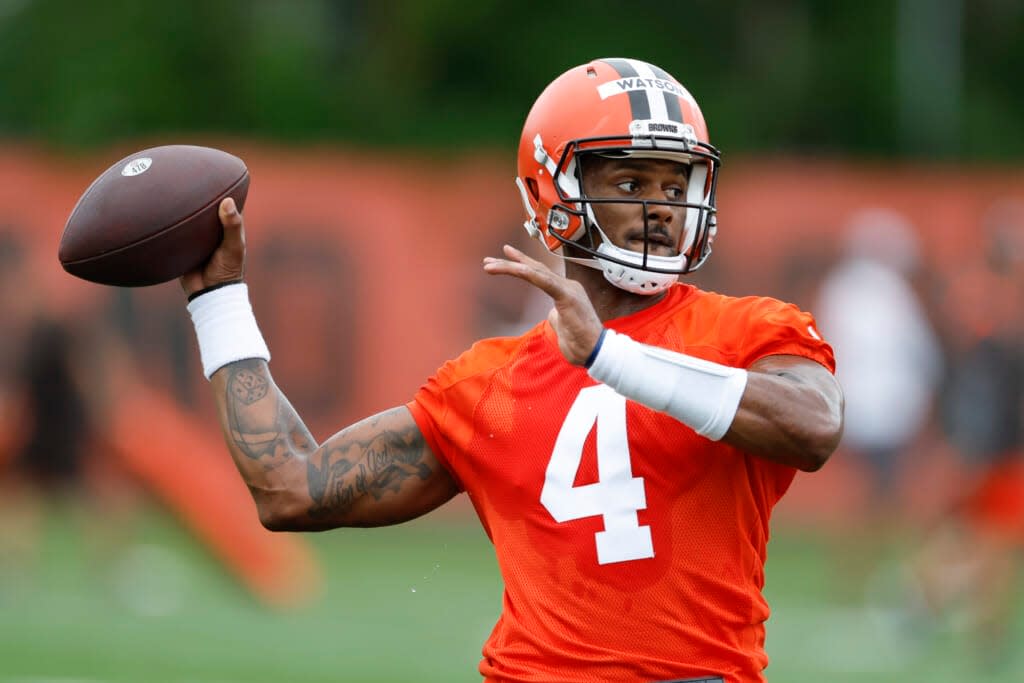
[1, 1, 1023, 681]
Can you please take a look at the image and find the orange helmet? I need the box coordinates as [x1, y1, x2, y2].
[515, 58, 720, 292]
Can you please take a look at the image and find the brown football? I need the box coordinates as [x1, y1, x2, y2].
[59, 144, 249, 287]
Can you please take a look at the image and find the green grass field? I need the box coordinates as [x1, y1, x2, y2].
[2, 501, 1022, 683]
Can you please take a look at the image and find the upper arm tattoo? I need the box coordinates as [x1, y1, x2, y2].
[307, 408, 433, 519]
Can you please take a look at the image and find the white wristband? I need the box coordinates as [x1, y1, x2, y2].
[587, 329, 747, 441]
[186, 283, 271, 380]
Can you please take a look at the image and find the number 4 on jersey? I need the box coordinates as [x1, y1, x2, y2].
[540, 384, 654, 565]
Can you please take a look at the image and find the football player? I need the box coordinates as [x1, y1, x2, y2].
[181, 58, 844, 682]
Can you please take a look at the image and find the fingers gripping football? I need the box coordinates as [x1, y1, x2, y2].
[180, 198, 247, 297]
[483, 245, 603, 365]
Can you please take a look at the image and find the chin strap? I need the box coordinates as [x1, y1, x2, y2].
[587, 208, 685, 296]
[595, 241, 685, 295]
[557, 240, 684, 296]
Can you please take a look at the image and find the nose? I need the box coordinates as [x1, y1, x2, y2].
[644, 195, 676, 225]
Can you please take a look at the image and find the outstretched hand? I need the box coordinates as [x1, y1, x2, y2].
[483, 245, 603, 366]
[180, 197, 247, 298]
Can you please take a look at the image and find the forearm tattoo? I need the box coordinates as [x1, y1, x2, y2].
[307, 412, 432, 518]
[226, 360, 314, 470]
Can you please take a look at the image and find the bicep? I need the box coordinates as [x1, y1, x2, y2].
[726, 354, 844, 470]
[747, 354, 844, 410]
[749, 356, 843, 413]
[305, 406, 459, 528]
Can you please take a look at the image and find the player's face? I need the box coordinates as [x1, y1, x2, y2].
[580, 156, 690, 258]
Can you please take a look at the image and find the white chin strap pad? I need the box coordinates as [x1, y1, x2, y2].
[596, 241, 686, 295]
[584, 206, 684, 295]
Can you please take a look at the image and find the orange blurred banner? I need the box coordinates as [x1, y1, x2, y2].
[4, 142, 1020, 424]
[2, 140, 1022, 530]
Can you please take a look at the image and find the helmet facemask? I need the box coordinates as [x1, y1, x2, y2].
[541, 132, 720, 295]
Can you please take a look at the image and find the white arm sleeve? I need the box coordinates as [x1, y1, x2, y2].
[586, 329, 748, 441]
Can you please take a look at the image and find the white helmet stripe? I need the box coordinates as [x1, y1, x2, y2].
[629, 60, 669, 121]
[598, 58, 700, 123]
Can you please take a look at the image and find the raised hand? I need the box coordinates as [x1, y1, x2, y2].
[180, 197, 247, 297]
[483, 244, 603, 365]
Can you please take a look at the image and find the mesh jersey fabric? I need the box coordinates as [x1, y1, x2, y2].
[407, 283, 835, 683]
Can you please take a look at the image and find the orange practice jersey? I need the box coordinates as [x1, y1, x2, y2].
[408, 283, 835, 683]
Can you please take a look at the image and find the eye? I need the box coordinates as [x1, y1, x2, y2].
[664, 186, 684, 200]
[615, 180, 639, 193]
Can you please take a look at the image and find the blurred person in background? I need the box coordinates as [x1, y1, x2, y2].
[178, 58, 843, 682]
[0, 227, 321, 611]
[906, 198, 1024, 670]
[813, 209, 943, 595]
[0, 229, 134, 588]
[815, 209, 943, 513]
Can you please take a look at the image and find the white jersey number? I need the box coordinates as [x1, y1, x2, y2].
[540, 384, 654, 564]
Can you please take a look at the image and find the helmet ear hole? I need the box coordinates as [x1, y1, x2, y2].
[525, 177, 540, 201]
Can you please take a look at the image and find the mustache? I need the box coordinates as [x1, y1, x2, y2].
[626, 225, 674, 245]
